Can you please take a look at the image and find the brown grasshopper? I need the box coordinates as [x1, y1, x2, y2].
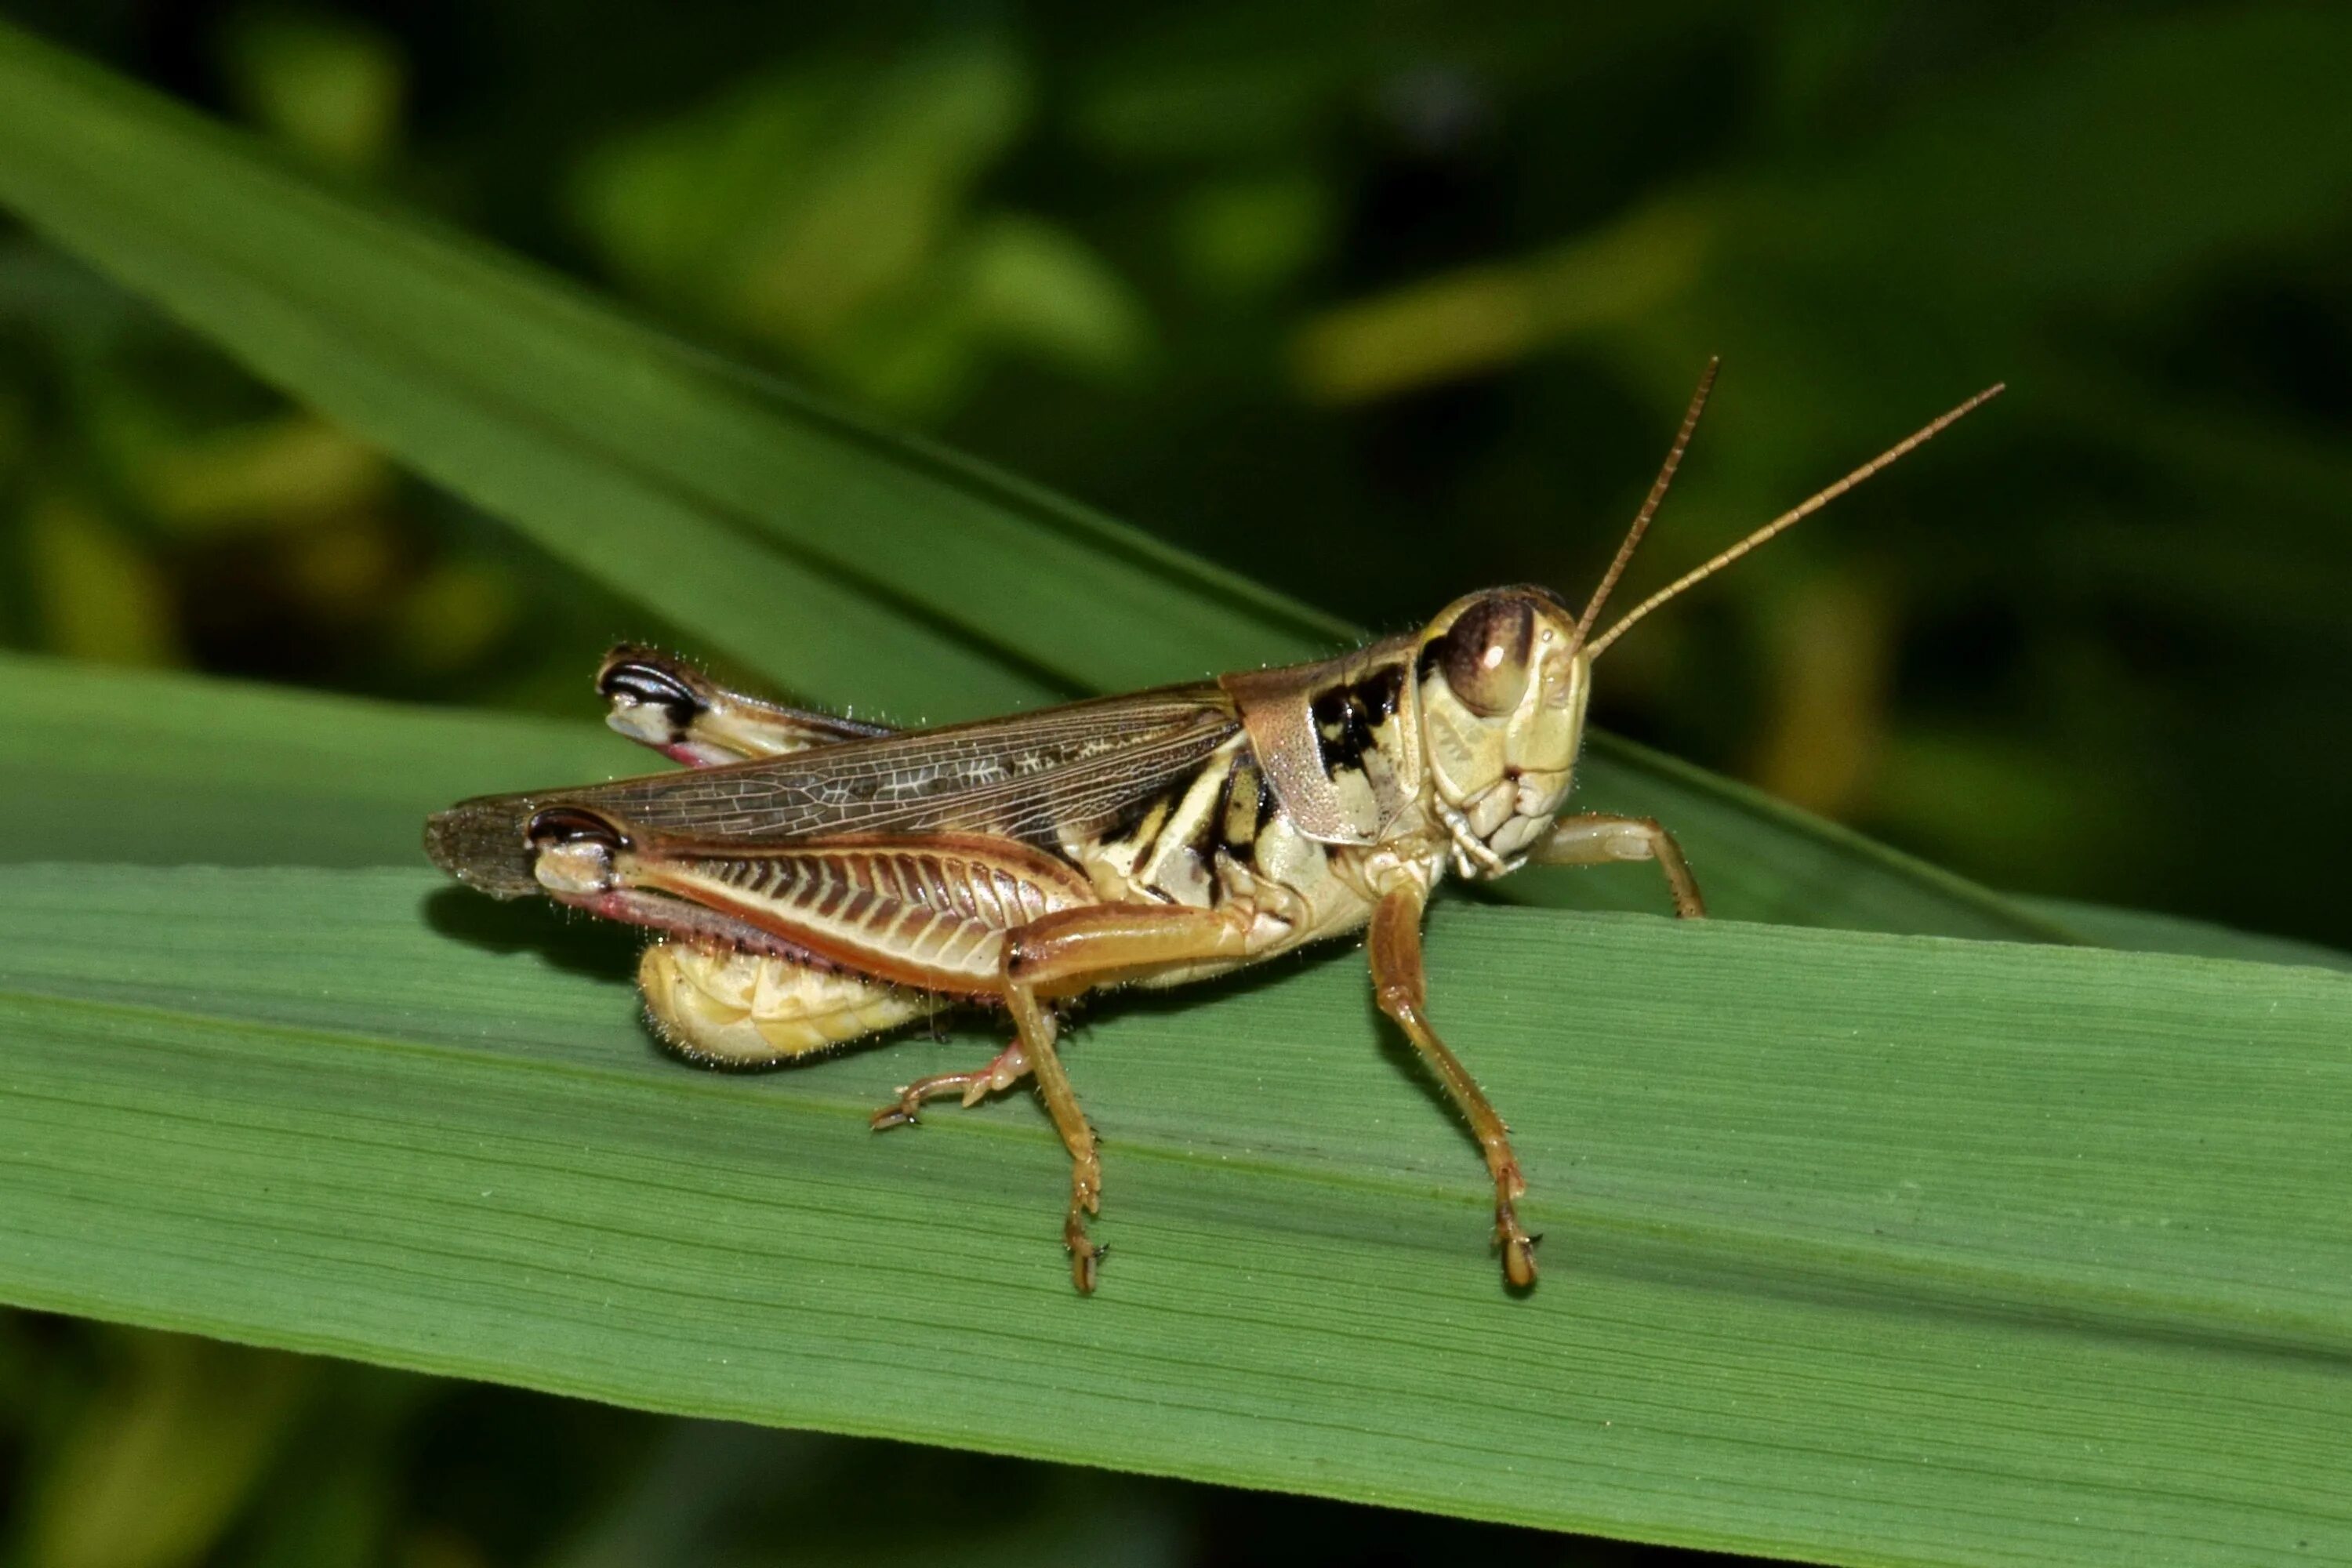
[426, 365, 1998, 1292]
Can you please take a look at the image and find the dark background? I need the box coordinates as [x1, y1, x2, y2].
[1, 2, 2345, 1563]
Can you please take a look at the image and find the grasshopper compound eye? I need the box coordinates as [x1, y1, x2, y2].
[1432, 593, 1537, 717]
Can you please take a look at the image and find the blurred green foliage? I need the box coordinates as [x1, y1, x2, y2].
[0, 2, 2343, 1563]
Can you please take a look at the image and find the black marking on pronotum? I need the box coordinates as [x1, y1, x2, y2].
[1356, 664, 1403, 725]
[1309, 688, 1348, 742]
[1309, 666, 1405, 775]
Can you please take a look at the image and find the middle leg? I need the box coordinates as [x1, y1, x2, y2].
[999, 902, 1258, 1292]
[869, 1039, 1030, 1129]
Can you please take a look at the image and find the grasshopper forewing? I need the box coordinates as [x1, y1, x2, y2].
[427, 367, 2001, 1292]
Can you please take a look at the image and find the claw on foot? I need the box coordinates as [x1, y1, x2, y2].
[1065, 1210, 1102, 1293]
[1497, 1208, 1540, 1290]
[867, 1043, 1031, 1132]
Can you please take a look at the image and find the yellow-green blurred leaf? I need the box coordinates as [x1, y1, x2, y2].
[144, 413, 391, 536]
[221, 11, 404, 175]
[24, 1329, 311, 1568]
[25, 492, 180, 666]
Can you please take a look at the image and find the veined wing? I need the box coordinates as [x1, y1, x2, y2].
[428, 684, 1242, 896]
[591, 683, 1242, 844]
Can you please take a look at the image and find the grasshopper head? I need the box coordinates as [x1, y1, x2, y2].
[1414, 586, 1592, 866]
[1410, 365, 2003, 876]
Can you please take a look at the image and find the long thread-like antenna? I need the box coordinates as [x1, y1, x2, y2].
[1585, 383, 2005, 659]
[1573, 357, 1719, 648]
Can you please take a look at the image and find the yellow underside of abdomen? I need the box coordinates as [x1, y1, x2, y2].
[638, 942, 945, 1067]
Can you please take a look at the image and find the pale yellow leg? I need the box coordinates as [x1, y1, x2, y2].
[1369, 881, 1539, 1288]
[1530, 812, 1707, 918]
[1001, 988, 1105, 1292]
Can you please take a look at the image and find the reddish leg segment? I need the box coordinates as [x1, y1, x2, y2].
[1011, 902, 1258, 1290]
[869, 1040, 1030, 1129]
[873, 900, 1261, 1293]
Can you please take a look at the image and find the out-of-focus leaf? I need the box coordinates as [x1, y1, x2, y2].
[1758, 8, 2352, 305]
[557, 1423, 1183, 1568]
[0, 20, 1327, 721]
[22, 492, 180, 666]
[0, 27, 2083, 942]
[219, 12, 404, 176]
[143, 414, 391, 537]
[0, 653, 634, 868]
[1171, 173, 1332, 297]
[1294, 201, 1708, 401]
[2020, 895, 2352, 975]
[21, 1330, 312, 1568]
[1297, 7, 2352, 426]
[580, 44, 1027, 336]
[961, 214, 1153, 379]
[575, 50, 1154, 414]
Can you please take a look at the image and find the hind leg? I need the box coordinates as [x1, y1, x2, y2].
[995, 902, 1258, 1290]
[597, 646, 895, 767]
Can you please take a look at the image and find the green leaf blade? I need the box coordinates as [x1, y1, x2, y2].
[2, 863, 2346, 1565]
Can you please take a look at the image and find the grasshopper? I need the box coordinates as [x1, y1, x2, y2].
[426, 364, 1998, 1292]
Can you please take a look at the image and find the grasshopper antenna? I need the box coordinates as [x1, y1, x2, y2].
[1573, 357, 1720, 650]
[1584, 382, 2005, 659]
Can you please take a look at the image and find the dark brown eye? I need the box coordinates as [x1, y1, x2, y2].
[1431, 595, 1536, 716]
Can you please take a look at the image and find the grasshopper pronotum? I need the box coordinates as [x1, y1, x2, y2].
[426, 364, 1998, 1292]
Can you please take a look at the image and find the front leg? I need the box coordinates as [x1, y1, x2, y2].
[1530, 812, 1706, 918]
[1368, 880, 1539, 1288]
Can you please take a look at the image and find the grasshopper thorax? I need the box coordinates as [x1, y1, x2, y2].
[1412, 586, 1592, 873]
